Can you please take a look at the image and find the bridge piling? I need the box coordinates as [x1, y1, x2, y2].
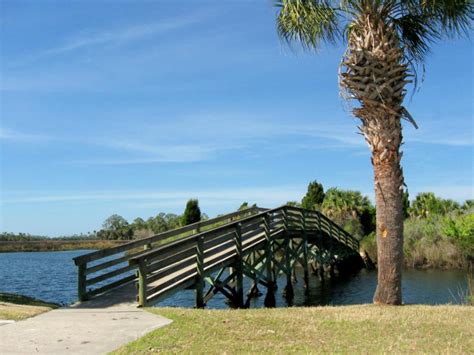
[195, 235, 205, 308]
[233, 223, 244, 308]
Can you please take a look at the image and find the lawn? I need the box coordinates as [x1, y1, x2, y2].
[114, 305, 473, 353]
[0, 293, 58, 321]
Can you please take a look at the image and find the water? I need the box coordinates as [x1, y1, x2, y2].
[0, 250, 93, 305]
[0, 250, 470, 306]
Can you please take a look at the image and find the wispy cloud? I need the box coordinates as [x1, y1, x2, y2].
[1, 186, 305, 207]
[0, 127, 50, 142]
[37, 14, 209, 58]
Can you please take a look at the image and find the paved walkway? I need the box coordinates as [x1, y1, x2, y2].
[0, 284, 172, 354]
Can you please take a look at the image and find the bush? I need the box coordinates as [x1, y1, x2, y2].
[443, 213, 474, 261]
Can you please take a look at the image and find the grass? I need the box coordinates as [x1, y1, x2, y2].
[0, 240, 126, 252]
[114, 305, 474, 354]
[0, 293, 59, 321]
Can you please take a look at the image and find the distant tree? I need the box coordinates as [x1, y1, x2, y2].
[239, 202, 249, 210]
[182, 199, 201, 225]
[132, 217, 147, 231]
[165, 213, 181, 229]
[301, 180, 325, 210]
[410, 193, 461, 218]
[238, 202, 257, 211]
[103, 214, 129, 231]
[286, 201, 301, 207]
[322, 188, 374, 238]
[99, 214, 133, 240]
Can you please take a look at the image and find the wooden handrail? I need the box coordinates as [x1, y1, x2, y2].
[129, 206, 285, 265]
[73, 206, 264, 266]
[73, 206, 266, 301]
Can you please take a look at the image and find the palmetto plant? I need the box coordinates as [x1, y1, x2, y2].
[275, 0, 472, 304]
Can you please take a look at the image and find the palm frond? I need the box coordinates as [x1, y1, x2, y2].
[392, 14, 440, 62]
[393, 0, 474, 62]
[275, 0, 341, 50]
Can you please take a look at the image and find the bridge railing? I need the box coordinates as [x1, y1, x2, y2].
[129, 206, 360, 307]
[72, 206, 264, 301]
[284, 206, 359, 251]
[129, 207, 286, 306]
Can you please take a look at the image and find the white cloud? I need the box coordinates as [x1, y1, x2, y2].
[1, 186, 305, 207]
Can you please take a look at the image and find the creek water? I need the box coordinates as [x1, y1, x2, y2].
[0, 250, 469, 306]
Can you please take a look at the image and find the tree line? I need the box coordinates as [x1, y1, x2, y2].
[2, 185, 472, 269]
[295, 181, 473, 268]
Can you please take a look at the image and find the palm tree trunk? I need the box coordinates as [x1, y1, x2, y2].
[372, 135, 404, 305]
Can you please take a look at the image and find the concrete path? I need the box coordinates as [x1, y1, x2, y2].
[0, 284, 172, 354]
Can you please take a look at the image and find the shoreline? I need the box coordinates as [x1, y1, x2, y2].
[0, 293, 59, 321]
[0, 240, 127, 253]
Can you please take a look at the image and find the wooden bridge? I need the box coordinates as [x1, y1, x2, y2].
[73, 205, 362, 308]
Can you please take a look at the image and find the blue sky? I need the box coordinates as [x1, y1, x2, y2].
[1, 1, 472, 236]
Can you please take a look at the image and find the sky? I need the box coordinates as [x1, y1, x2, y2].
[1, 1, 473, 236]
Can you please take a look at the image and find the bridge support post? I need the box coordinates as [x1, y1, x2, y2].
[137, 259, 148, 307]
[263, 214, 275, 307]
[78, 264, 87, 302]
[247, 252, 262, 299]
[196, 235, 205, 308]
[282, 209, 294, 301]
[302, 211, 309, 289]
[233, 223, 244, 308]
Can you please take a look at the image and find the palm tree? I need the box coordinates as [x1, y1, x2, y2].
[275, 0, 472, 304]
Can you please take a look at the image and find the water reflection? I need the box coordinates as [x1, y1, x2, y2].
[0, 250, 469, 307]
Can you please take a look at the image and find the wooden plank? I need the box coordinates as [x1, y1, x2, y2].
[146, 255, 197, 284]
[203, 230, 235, 250]
[86, 274, 136, 297]
[203, 239, 235, 260]
[146, 246, 196, 274]
[85, 250, 148, 275]
[129, 234, 198, 265]
[147, 267, 197, 297]
[85, 264, 136, 286]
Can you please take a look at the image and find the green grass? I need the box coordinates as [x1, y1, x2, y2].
[0, 293, 59, 321]
[114, 305, 474, 354]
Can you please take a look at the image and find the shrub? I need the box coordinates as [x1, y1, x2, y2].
[442, 213, 474, 261]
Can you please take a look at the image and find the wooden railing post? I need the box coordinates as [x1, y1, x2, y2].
[282, 208, 294, 300]
[138, 259, 148, 307]
[302, 210, 309, 289]
[78, 263, 87, 301]
[263, 214, 275, 307]
[196, 235, 205, 308]
[234, 223, 244, 308]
